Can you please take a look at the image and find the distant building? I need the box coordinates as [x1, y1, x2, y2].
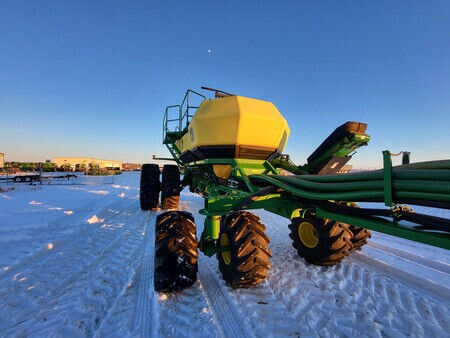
[0, 153, 4, 169]
[122, 163, 141, 171]
[53, 157, 122, 171]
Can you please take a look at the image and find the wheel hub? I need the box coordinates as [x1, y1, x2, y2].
[298, 221, 318, 248]
[220, 233, 231, 265]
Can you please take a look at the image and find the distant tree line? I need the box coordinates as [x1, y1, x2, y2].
[3, 161, 124, 176]
[4, 161, 83, 172]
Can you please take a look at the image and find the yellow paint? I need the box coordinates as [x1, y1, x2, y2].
[220, 233, 231, 265]
[180, 96, 290, 154]
[298, 221, 318, 248]
[213, 164, 233, 179]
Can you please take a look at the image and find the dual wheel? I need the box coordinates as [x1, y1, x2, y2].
[288, 211, 371, 266]
[154, 210, 272, 293]
[140, 164, 181, 210]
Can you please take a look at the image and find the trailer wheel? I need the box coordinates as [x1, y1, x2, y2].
[25, 176, 32, 182]
[154, 211, 198, 293]
[161, 165, 181, 210]
[345, 224, 371, 250]
[337, 202, 371, 250]
[217, 211, 272, 288]
[140, 164, 160, 210]
[14, 177, 22, 182]
[288, 213, 353, 266]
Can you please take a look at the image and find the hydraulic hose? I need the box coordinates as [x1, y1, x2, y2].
[250, 158, 450, 209]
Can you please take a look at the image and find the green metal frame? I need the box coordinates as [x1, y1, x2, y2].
[316, 208, 450, 250]
[187, 155, 450, 254]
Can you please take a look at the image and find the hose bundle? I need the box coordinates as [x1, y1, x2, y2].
[250, 160, 450, 210]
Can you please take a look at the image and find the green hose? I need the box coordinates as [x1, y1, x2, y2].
[250, 158, 450, 209]
[393, 159, 450, 170]
[273, 175, 450, 195]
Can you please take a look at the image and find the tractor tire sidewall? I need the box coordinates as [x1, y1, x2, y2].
[217, 211, 272, 288]
[140, 164, 160, 210]
[288, 213, 353, 266]
[161, 165, 181, 210]
[154, 211, 198, 293]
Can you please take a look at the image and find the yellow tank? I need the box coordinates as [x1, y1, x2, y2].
[178, 95, 290, 163]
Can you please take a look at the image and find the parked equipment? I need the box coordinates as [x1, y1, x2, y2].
[141, 87, 450, 293]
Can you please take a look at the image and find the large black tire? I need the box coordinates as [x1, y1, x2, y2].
[337, 202, 371, 250]
[288, 213, 353, 266]
[140, 164, 160, 211]
[217, 211, 272, 288]
[345, 224, 371, 250]
[154, 211, 198, 293]
[161, 165, 181, 210]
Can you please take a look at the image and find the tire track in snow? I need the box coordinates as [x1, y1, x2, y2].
[134, 212, 158, 338]
[197, 257, 253, 338]
[351, 245, 450, 300]
[367, 241, 450, 274]
[0, 198, 145, 335]
[0, 195, 133, 278]
[252, 209, 450, 337]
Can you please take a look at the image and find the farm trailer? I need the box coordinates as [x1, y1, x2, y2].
[140, 87, 450, 293]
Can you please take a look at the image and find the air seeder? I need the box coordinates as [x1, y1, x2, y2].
[141, 87, 450, 293]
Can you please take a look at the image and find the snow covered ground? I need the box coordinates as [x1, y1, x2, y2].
[1, 172, 449, 337]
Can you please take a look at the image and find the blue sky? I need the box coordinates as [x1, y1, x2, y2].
[1, 1, 449, 168]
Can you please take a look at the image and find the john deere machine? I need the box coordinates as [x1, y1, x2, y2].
[140, 87, 450, 293]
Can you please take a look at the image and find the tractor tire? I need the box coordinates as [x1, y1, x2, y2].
[140, 164, 160, 211]
[337, 202, 371, 250]
[154, 211, 198, 293]
[161, 165, 181, 210]
[288, 213, 353, 266]
[217, 211, 272, 288]
[346, 224, 371, 250]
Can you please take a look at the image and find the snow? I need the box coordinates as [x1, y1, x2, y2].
[1, 172, 449, 337]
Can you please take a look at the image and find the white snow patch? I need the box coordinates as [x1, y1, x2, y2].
[0, 172, 448, 337]
[87, 215, 104, 224]
[88, 190, 109, 195]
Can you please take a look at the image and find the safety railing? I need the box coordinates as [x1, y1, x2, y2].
[163, 89, 206, 144]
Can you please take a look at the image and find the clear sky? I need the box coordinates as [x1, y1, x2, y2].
[1, 1, 449, 168]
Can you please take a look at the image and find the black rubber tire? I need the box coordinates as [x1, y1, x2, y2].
[346, 224, 371, 250]
[140, 164, 160, 211]
[217, 211, 272, 288]
[154, 211, 198, 293]
[288, 213, 353, 266]
[337, 202, 371, 250]
[14, 177, 22, 182]
[161, 165, 181, 210]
